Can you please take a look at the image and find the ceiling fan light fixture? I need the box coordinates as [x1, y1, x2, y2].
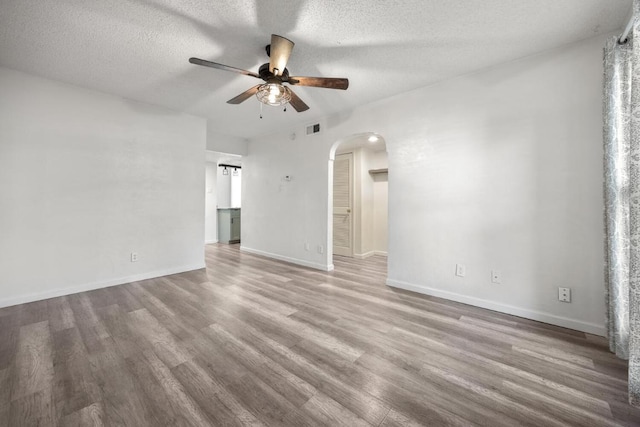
[256, 83, 292, 106]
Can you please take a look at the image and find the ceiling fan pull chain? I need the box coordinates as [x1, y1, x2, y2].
[284, 105, 287, 112]
[260, 102, 263, 119]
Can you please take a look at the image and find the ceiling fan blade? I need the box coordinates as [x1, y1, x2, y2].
[269, 34, 294, 76]
[227, 85, 261, 104]
[287, 76, 349, 90]
[288, 88, 309, 112]
[189, 57, 261, 79]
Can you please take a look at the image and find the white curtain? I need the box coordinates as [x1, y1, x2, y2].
[604, 0, 640, 406]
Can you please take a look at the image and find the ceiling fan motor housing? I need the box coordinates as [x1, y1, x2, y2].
[258, 63, 289, 81]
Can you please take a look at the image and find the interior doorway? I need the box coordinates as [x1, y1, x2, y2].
[330, 133, 388, 261]
[216, 158, 242, 244]
[204, 151, 243, 245]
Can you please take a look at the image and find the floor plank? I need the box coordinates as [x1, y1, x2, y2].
[0, 243, 639, 426]
[61, 402, 105, 427]
[11, 321, 54, 402]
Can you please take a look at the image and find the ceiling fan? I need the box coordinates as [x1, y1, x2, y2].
[189, 34, 349, 113]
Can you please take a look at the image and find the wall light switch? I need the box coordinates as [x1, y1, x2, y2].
[455, 264, 466, 277]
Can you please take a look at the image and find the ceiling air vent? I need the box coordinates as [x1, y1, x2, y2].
[306, 123, 321, 135]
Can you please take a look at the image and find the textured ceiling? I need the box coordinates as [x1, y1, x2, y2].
[0, 0, 632, 139]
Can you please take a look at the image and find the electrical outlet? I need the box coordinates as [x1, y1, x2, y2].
[317, 245, 324, 254]
[491, 270, 501, 284]
[130, 252, 138, 262]
[455, 264, 466, 277]
[558, 287, 571, 303]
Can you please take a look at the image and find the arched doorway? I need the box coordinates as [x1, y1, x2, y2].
[328, 133, 388, 265]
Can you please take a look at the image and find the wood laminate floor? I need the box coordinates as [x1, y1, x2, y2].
[1, 244, 639, 426]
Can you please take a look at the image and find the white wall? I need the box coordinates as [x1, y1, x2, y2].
[243, 33, 609, 335]
[230, 169, 242, 208]
[0, 67, 207, 307]
[358, 148, 375, 258]
[207, 126, 248, 156]
[205, 161, 218, 244]
[217, 166, 232, 208]
[242, 131, 333, 270]
[372, 151, 388, 255]
[217, 166, 241, 209]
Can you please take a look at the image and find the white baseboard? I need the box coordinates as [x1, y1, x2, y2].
[386, 278, 606, 337]
[240, 246, 334, 271]
[374, 251, 388, 257]
[353, 251, 375, 259]
[205, 240, 218, 244]
[0, 262, 206, 309]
